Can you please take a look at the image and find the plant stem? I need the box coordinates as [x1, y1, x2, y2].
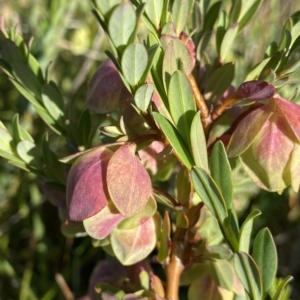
[165, 229, 186, 300]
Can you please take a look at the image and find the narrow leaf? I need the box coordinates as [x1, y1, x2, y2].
[42, 83, 65, 124]
[204, 63, 235, 102]
[220, 23, 239, 62]
[272, 276, 293, 300]
[210, 141, 233, 210]
[172, 0, 194, 34]
[157, 211, 171, 262]
[234, 252, 262, 300]
[168, 70, 196, 147]
[190, 111, 208, 171]
[239, 209, 261, 253]
[143, 0, 164, 29]
[16, 140, 41, 170]
[191, 167, 228, 224]
[252, 228, 277, 293]
[153, 112, 193, 169]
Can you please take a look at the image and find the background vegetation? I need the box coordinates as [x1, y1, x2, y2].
[1, 0, 300, 299]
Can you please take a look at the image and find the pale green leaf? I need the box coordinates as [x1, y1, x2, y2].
[121, 43, 148, 86]
[239, 209, 261, 253]
[191, 167, 228, 224]
[134, 83, 154, 112]
[252, 228, 277, 293]
[153, 112, 193, 169]
[190, 111, 208, 171]
[234, 252, 262, 300]
[168, 70, 196, 147]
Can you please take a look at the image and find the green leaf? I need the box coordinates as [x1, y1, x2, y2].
[11, 62, 42, 100]
[10, 79, 63, 135]
[117, 196, 157, 229]
[97, 0, 123, 17]
[172, 0, 194, 34]
[204, 63, 235, 102]
[0, 124, 14, 155]
[152, 112, 193, 169]
[272, 276, 293, 300]
[203, 1, 222, 32]
[143, 0, 164, 29]
[229, 0, 242, 24]
[16, 140, 41, 171]
[220, 23, 239, 62]
[162, 39, 194, 87]
[12, 114, 34, 143]
[239, 0, 263, 31]
[252, 228, 277, 293]
[139, 43, 159, 83]
[42, 83, 65, 125]
[210, 141, 233, 210]
[108, 2, 136, 51]
[157, 211, 171, 262]
[210, 259, 234, 290]
[121, 43, 148, 86]
[234, 252, 262, 300]
[168, 70, 196, 147]
[134, 83, 154, 112]
[239, 209, 261, 253]
[245, 57, 272, 81]
[190, 111, 208, 172]
[175, 166, 191, 206]
[191, 167, 228, 224]
[1, 38, 25, 63]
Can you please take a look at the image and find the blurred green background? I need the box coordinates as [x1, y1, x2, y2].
[0, 0, 300, 299]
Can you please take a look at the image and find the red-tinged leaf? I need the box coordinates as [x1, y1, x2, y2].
[86, 59, 131, 114]
[110, 216, 157, 265]
[66, 147, 113, 221]
[107, 144, 152, 217]
[290, 143, 300, 192]
[227, 105, 273, 157]
[236, 80, 275, 100]
[240, 110, 295, 192]
[117, 196, 157, 230]
[188, 275, 234, 300]
[39, 179, 66, 209]
[275, 96, 300, 141]
[83, 203, 124, 240]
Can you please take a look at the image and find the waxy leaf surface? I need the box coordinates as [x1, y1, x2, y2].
[234, 252, 262, 300]
[86, 59, 131, 114]
[168, 70, 196, 147]
[190, 112, 208, 171]
[110, 216, 157, 265]
[252, 228, 277, 293]
[66, 147, 113, 221]
[236, 80, 275, 100]
[108, 2, 136, 49]
[107, 144, 151, 217]
[121, 43, 148, 86]
[83, 203, 124, 240]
